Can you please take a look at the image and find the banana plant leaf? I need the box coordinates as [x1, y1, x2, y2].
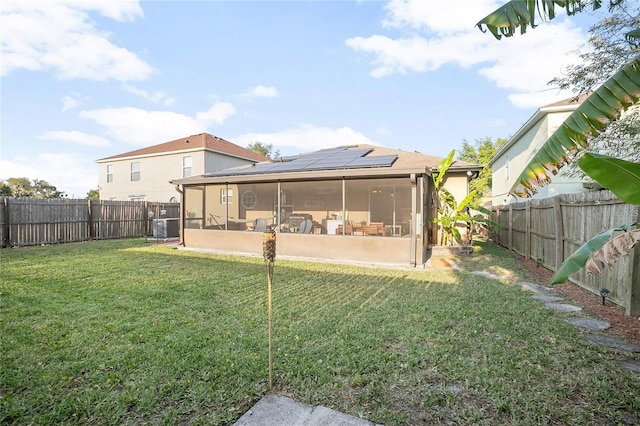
[476, 0, 597, 40]
[627, 28, 640, 46]
[510, 56, 640, 197]
[577, 153, 640, 204]
[433, 149, 455, 189]
[456, 190, 477, 212]
[550, 223, 637, 284]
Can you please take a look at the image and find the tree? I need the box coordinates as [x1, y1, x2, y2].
[431, 150, 500, 245]
[477, 0, 640, 284]
[33, 179, 66, 199]
[548, 1, 640, 180]
[247, 142, 280, 160]
[431, 151, 475, 245]
[7, 177, 35, 197]
[6, 177, 66, 198]
[549, 2, 640, 101]
[0, 180, 12, 196]
[564, 109, 640, 183]
[458, 137, 507, 203]
[86, 189, 100, 200]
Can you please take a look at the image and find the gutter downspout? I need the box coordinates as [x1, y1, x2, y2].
[174, 184, 185, 246]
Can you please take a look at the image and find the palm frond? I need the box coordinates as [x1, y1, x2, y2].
[476, 0, 597, 39]
[586, 228, 640, 274]
[577, 153, 640, 204]
[550, 222, 638, 284]
[511, 56, 640, 197]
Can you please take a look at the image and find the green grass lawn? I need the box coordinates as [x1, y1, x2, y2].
[1, 239, 638, 425]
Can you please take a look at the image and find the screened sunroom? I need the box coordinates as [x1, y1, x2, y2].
[172, 145, 479, 266]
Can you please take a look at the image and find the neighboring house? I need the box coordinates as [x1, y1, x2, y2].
[96, 133, 267, 202]
[489, 95, 590, 205]
[171, 145, 481, 267]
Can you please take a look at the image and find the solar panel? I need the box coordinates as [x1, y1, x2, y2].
[347, 155, 397, 168]
[306, 159, 351, 168]
[206, 147, 396, 177]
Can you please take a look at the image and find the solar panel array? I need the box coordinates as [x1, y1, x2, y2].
[205, 147, 398, 177]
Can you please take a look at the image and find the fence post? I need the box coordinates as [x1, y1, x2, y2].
[495, 207, 501, 245]
[508, 204, 513, 252]
[143, 201, 149, 237]
[2, 197, 9, 248]
[525, 201, 531, 261]
[627, 206, 640, 316]
[87, 199, 95, 240]
[553, 197, 564, 271]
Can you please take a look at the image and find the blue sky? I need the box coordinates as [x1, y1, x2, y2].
[1, 0, 603, 197]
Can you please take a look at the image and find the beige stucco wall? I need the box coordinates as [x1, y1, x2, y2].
[436, 172, 473, 245]
[98, 149, 258, 202]
[183, 228, 422, 266]
[492, 111, 586, 205]
[204, 151, 258, 173]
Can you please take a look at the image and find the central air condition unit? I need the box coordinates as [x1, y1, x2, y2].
[152, 218, 180, 238]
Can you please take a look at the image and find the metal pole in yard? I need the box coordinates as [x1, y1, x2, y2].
[262, 228, 276, 389]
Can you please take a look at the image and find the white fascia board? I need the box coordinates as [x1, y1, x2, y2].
[96, 147, 208, 164]
[488, 103, 581, 166]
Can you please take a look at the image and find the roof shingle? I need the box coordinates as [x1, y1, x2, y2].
[97, 133, 268, 162]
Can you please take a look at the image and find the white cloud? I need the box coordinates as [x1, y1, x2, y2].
[0, 0, 152, 81]
[195, 102, 236, 125]
[234, 124, 377, 153]
[247, 85, 280, 98]
[346, 35, 436, 77]
[62, 95, 80, 112]
[123, 84, 175, 106]
[0, 153, 98, 198]
[39, 130, 111, 147]
[346, 0, 588, 108]
[475, 23, 586, 108]
[79, 102, 237, 146]
[376, 126, 391, 136]
[383, 0, 498, 32]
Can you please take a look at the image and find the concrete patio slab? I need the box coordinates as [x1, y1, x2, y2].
[545, 303, 582, 313]
[584, 334, 640, 352]
[567, 317, 611, 331]
[233, 395, 378, 426]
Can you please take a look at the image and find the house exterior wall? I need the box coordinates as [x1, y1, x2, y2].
[492, 110, 586, 205]
[172, 144, 482, 266]
[98, 149, 259, 202]
[183, 228, 421, 266]
[204, 151, 258, 174]
[178, 172, 472, 266]
[432, 172, 472, 245]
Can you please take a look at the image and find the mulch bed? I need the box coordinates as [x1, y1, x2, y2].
[519, 257, 640, 346]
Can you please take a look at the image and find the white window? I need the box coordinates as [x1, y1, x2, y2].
[183, 156, 192, 178]
[131, 162, 140, 181]
[241, 190, 257, 209]
[106, 165, 113, 183]
[221, 188, 233, 204]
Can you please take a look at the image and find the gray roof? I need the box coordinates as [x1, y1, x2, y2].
[172, 144, 481, 185]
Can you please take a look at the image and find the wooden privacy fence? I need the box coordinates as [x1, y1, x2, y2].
[491, 190, 640, 316]
[0, 197, 179, 248]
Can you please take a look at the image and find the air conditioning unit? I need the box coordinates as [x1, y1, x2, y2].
[152, 218, 180, 239]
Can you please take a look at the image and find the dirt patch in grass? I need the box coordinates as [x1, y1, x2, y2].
[519, 257, 640, 346]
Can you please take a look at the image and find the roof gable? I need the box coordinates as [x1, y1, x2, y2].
[489, 94, 587, 166]
[96, 133, 268, 162]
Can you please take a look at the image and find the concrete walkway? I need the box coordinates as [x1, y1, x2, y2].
[514, 280, 640, 373]
[233, 395, 379, 426]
